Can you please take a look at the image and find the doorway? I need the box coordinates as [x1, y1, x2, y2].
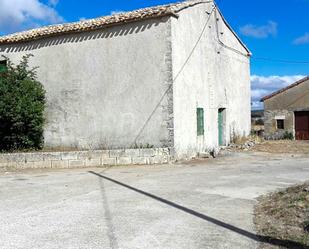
[218, 108, 226, 146]
[295, 111, 309, 140]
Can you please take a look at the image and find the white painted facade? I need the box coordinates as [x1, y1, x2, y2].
[171, 3, 251, 157]
[0, 1, 250, 159]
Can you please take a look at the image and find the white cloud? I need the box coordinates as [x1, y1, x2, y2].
[240, 21, 278, 39]
[293, 33, 309, 45]
[251, 101, 263, 110]
[48, 0, 59, 6]
[251, 89, 269, 99]
[251, 75, 305, 110]
[0, 0, 63, 34]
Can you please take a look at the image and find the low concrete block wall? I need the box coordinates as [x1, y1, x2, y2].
[0, 148, 172, 169]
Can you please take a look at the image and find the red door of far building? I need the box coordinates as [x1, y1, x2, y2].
[295, 111, 309, 140]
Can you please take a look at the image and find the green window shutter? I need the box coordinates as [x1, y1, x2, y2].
[0, 60, 7, 73]
[197, 108, 204, 136]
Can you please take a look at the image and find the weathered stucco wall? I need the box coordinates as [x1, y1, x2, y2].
[263, 79, 309, 138]
[0, 17, 173, 150]
[171, 2, 251, 158]
[0, 2, 251, 158]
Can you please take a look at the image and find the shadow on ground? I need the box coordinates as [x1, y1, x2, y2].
[89, 171, 308, 249]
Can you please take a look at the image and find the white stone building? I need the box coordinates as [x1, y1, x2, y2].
[0, 0, 251, 159]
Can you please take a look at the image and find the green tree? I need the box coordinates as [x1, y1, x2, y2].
[0, 55, 46, 151]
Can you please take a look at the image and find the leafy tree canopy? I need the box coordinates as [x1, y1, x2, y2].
[0, 54, 46, 152]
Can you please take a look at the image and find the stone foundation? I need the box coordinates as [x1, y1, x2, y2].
[0, 148, 172, 169]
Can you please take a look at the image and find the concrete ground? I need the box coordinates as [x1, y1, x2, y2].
[0, 152, 309, 249]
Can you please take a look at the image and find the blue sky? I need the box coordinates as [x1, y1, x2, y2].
[0, 0, 308, 109]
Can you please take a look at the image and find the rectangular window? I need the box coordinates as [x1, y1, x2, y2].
[276, 119, 284, 130]
[0, 60, 7, 73]
[197, 108, 204, 136]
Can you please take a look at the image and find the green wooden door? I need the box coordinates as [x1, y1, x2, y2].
[197, 108, 204, 136]
[218, 109, 224, 146]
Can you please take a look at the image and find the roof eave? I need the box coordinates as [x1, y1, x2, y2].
[0, 0, 212, 45]
[261, 75, 309, 102]
[0, 12, 179, 45]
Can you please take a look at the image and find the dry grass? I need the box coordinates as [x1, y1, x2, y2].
[254, 182, 309, 249]
[232, 134, 264, 145]
[252, 140, 309, 154]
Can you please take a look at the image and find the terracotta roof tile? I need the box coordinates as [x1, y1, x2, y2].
[0, 0, 211, 44]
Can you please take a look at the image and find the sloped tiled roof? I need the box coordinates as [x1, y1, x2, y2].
[0, 0, 211, 44]
[261, 76, 309, 102]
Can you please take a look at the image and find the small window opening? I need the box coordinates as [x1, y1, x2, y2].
[276, 119, 284, 130]
[0, 60, 7, 73]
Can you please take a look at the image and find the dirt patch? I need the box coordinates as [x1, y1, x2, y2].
[252, 140, 309, 154]
[254, 182, 309, 249]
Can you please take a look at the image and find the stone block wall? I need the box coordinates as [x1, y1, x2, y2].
[0, 148, 171, 170]
[264, 110, 294, 139]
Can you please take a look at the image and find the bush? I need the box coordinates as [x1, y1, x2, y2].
[0, 55, 46, 152]
[255, 118, 264, 125]
[282, 131, 294, 140]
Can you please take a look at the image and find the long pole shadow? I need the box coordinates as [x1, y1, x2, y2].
[89, 171, 309, 249]
[98, 176, 119, 249]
